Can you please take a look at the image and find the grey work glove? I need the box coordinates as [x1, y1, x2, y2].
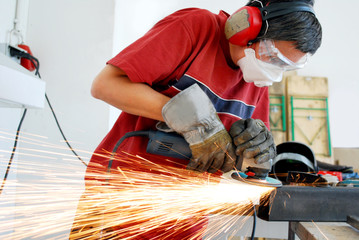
[162, 84, 236, 173]
[229, 119, 276, 177]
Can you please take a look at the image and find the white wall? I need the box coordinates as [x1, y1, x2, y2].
[112, 0, 359, 148]
[0, 0, 114, 238]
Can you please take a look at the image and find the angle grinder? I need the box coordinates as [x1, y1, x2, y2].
[111, 130, 282, 187]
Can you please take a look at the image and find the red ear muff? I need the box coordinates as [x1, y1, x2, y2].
[224, 6, 262, 46]
[225, 2, 315, 46]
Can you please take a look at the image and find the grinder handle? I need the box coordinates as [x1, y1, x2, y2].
[146, 130, 192, 159]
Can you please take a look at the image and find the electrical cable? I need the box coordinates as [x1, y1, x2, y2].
[107, 130, 151, 172]
[0, 108, 27, 195]
[45, 93, 87, 167]
[250, 203, 257, 240]
[26, 54, 40, 76]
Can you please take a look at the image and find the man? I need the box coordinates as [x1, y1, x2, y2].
[71, 0, 321, 239]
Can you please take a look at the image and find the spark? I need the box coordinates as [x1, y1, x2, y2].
[70, 156, 274, 240]
[0, 131, 274, 239]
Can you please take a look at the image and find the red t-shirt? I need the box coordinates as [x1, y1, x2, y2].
[84, 8, 269, 239]
[87, 8, 269, 173]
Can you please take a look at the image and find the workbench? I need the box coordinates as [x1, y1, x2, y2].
[258, 186, 359, 239]
[288, 221, 359, 240]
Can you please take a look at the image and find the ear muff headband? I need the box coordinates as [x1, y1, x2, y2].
[225, 1, 315, 46]
[261, 2, 315, 21]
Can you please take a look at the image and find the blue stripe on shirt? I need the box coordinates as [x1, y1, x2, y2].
[172, 75, 255, 119]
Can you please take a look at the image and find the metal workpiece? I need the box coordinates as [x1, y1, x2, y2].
[257, 185, 359, 222]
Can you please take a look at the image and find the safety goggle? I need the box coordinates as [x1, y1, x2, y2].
[258, 39, 309, 70]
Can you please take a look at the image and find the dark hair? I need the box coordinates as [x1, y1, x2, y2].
[247, 0, 322, 54]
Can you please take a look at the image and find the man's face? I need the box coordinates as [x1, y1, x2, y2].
[273, 41, 306, 63]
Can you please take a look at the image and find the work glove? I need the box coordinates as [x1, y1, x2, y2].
[229, 118, 276, 178]
[162, 84, 236, 173]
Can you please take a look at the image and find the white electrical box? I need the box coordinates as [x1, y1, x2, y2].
[0, 51, 45, 108]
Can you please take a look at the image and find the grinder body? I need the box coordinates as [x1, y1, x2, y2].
[145, 130, 281, 187]
[146, 130, 272, 178]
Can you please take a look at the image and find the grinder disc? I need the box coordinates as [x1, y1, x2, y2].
[231, 171, 282, 188]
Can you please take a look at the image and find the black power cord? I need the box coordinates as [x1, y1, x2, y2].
[0, 46, 87, 195]
[107, 130, 151, 173]
[0, 108, 27, 195]
[251, 203, 257, 240]
[45, 93, 87, 167]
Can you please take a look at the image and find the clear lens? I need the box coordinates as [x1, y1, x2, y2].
[258, 40, 309, 70]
